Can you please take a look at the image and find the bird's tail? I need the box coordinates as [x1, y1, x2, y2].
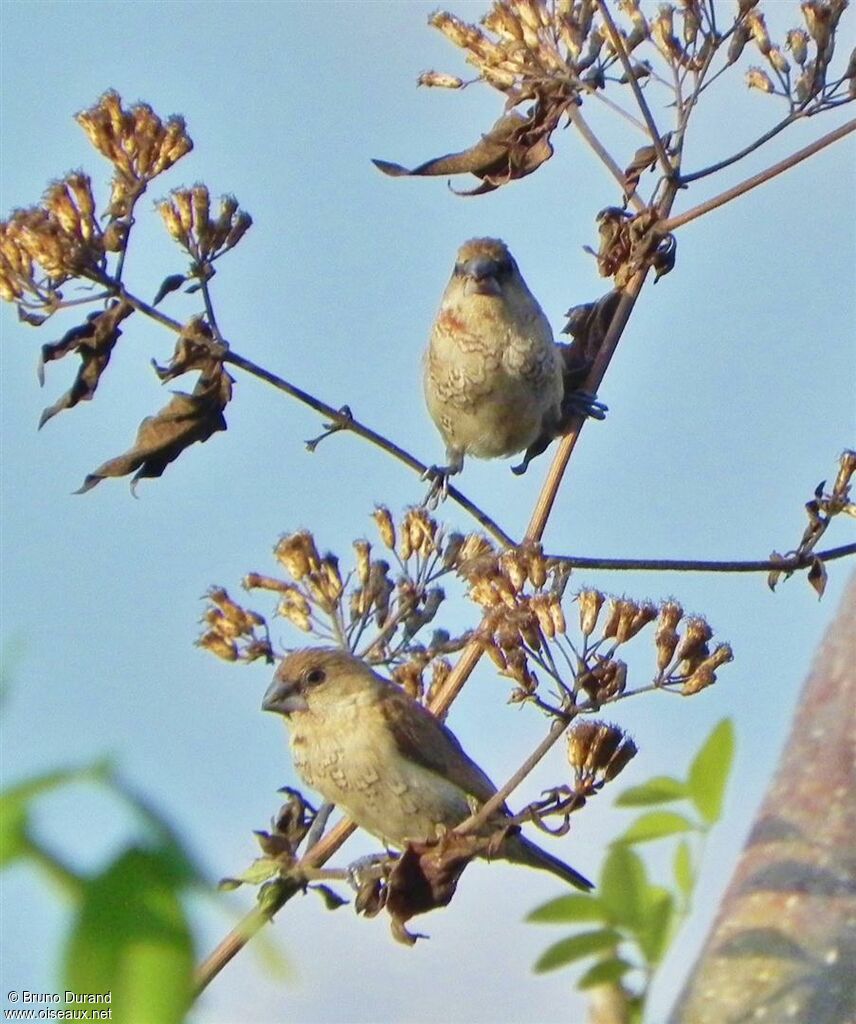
[503, 833, 593, 891]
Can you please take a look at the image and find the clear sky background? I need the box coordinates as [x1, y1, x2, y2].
[1, 2, 854, 1023]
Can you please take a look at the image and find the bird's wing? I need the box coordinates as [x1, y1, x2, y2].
[378, 684, 499, 805]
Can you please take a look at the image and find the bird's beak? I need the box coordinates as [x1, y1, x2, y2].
[461, 256, 503, 297]
[262, 676, 309, 715]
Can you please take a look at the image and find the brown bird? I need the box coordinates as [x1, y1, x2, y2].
[262, 647, 592, 890]
[424, 238, 562, 484]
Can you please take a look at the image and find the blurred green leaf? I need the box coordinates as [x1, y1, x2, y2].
[526, 893, 607, 924]
[688, 719, 735, 825]
[577, 956, 632, 990]
[219, 856, 279, 890]
[673, 839, 693, 899]
[614, 776, 688, 807]
[599, 845, 649, 929]
[64, 846, 194, 1024]
[1, 764, 110, 869]
[617, 811, 695, 845]
[534, 928, 622, 973]
[636, 885, 674, 965]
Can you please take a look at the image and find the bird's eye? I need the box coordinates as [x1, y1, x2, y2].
[305, 667, 326, 685]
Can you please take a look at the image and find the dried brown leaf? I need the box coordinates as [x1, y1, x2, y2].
[38, 299, 134, 427]
[373, 96, 570, 195]
[75, 360, 232, 494]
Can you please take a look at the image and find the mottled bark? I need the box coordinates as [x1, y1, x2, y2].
[670, 572, 856, 1024]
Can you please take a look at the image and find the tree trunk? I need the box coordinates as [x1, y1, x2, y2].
[669, 571, 856, 1024]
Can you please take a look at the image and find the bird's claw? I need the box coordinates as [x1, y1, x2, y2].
[346, 852, 393, 892]
[564, 390, 608, 422]
[421, 463, 459, 508]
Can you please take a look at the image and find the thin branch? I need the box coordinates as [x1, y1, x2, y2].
[222, 350, 514, 547]
[455, 716, 571, 835]
[568, 106, 646, 212]
[662, 116, 856, 232]
[595, 0, 673, 178]
[679, 110, 801, 183]
[547, 542, 856, 574]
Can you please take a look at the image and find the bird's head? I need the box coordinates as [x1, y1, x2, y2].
[452, 238, 520, 298]
[262, 647, 378, 717]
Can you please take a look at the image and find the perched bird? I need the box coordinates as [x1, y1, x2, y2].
[262, 647, 592, 890]
[423, 238, 605, 486]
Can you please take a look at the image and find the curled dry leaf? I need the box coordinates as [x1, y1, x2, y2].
[373, 96, 570, 195]
[75, 325, 232, 494]
[383, 832, 481, 945]
[37, 299, 135, 428]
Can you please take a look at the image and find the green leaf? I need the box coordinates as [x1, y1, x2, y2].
[64, 846, 194, 1024]
[219, 856, 279, 889]
[687, 719, 735, 824]
[636, 886, 674, 965]
[673, 839, 693, 899]
[1, 764, 110, 869]
[534, 928, 622, 974]
[527, 893, 607, 924]
[617, 811, 695, 845]
[599, 845, 649, 929]
[577, 957, 632, 990]
[614, 776, 688, 807]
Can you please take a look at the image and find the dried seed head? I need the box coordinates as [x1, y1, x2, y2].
[426, 657, 452, 703]
[442, 532, 465, 569]
[833, 449, 856, 496]
[801, 1, 832, 52]
[603, 736, 638, 781]
[568, 721, 636, 782]
[658, 600, 683, 631]
[528, 548, 548, 589]
[531, 594, 555, 639]
[601, 597, 622, 640]
[728, 22, 750, 63]
[655, 626, 680, 671]
[372, 506, 396, 549]
[746, 11, 772, 54]
[676, 616, 713, 662]
[681, 665, 715, 695]
[353, 540, 371, 586]
[320, 555, 343, 602]
[418, 70, 466, 88]
[393, 661, 424, 700]
[549, 595, 567, 636]
[786, 27, 810, 64]
[746, 67, 775, 92]
[577, 588, 605, 637]
[197, 631, 239, 661]
[499, 551, 528, 593]
[275, 531, 320, 580]
[767, 47, 790, 73]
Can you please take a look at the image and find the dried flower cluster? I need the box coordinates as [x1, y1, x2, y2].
[450, 527, 733, 703]
[202, 508, 476, 689]
[198, 587, 273, 663]
[76, 90, 193, 216]
[158, 187, 252, 264]
[769, 448, 856, 595]
[424, 0, 853, 106]
[1, 174, 104, 305]
[738, 1, 853, 105]
[567, 719, 637, 787]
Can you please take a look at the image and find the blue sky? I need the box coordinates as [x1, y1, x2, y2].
[1, 2, 854, 1022]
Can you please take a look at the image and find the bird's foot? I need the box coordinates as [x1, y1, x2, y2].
[421, 460, 462, 508]
[346, 852, 394, 892]
[563, 389, 608, 422]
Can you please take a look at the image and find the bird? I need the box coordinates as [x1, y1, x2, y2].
[262, 647, 592, 891]
[423, 237, 605, 490]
